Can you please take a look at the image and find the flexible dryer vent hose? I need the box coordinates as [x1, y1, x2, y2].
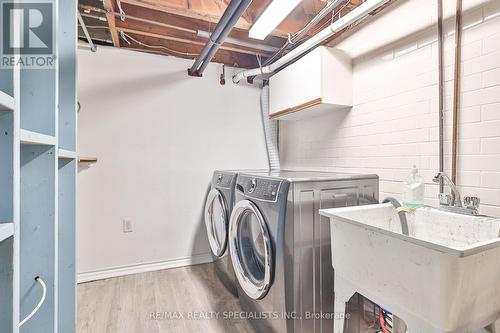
[260, 85, 280, 170]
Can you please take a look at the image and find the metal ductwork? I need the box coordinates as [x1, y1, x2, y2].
[188, 0, 253, 77]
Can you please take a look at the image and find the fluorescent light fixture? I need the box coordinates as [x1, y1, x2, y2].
[249, 0, 302, 40]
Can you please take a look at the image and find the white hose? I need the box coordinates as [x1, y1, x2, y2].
[260, 85, 280, 170]
[19, 277, 47, 327]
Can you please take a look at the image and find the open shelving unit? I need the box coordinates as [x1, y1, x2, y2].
[0, 0, 77, 332]
[19, 129, 57, 146]
[20, 144, 57, 333]
[0, 91, 14, 112]
[0, 3, 17, 327]
[0, 224, 14, 243]
[57, 1, 78, 332]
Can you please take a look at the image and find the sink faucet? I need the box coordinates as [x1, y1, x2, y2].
[433, 172, 462, 207]
[432, 172, 480, 215]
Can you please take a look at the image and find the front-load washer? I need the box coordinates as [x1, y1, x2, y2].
[204, 170, 267, 297]
[229, 170, 379, 333]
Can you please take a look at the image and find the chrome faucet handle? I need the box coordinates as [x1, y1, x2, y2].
[463, 196, 480, 211]
[439, 193, 452, 206]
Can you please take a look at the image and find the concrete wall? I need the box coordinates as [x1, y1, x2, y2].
[280, 0, 500, 217]
[77, 46, 268, 280]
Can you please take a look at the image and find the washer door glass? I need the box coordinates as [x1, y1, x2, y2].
[230, 200, 273, 300]
[204, 189, 228, 257]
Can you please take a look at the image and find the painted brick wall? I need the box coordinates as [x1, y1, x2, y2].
[280, 0, 500, 217]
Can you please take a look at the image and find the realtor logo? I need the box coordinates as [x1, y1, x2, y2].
[1, 1, 55, 68]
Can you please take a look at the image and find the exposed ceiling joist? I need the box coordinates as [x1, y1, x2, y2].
[119, 0, 253, 30]
[78, 0, 397, 69]
[117, 0, 332, 37]
[117, 2, 285, 48]
[103, 0, 121, 47]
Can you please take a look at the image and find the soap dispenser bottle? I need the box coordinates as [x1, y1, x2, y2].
[402, 165, 425, 208]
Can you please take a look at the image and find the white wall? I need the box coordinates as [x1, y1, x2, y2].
[77, 46, 268, 279]
[280, 0, 500, 217]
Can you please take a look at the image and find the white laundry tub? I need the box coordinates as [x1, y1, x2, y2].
[320, 204, 500, 333]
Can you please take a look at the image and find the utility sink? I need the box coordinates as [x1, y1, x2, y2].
[320, 204, 500, 333]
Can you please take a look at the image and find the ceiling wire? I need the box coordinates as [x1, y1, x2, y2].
[287, 0, 341, 41]
[256, 54, 264, 77]
[116, 0, 126, 21]
[79, 4, 197, 34]
[263, 0, 349, 66]
[120, 31, 131, 45]
[312, 1, 351, 36]
[120, 47, 181, 57]
[120, 31, 199, 57]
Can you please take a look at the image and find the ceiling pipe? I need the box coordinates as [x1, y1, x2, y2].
[78, 12, 97, 52]
[196, 30, 279, 53]
[232, 0, 390, 83]
[188, 0, 253, 77]
[188, 0, 242, 76]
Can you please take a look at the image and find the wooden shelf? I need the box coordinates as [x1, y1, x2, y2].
[20, 129, 57, 146]
[0, 223, 14, 243]
[0, 91, 14, 112]
[78, 156, 98, 164]
[58, 149, 77, 159]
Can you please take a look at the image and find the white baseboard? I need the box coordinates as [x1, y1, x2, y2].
[77, 253, 214, 283]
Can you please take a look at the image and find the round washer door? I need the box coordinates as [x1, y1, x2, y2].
[204, 188, 229, 257]
[229, 200, 273, 300]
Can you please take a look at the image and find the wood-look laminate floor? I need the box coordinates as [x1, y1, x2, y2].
[76, 263, 256, 333]
[77, 263, 379, 333]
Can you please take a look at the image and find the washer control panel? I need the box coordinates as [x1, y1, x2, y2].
[237, 176, 282, 202]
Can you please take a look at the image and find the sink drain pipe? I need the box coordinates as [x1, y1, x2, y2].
[382, 198, 409, 236]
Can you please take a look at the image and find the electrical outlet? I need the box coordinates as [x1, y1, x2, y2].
[123, 219, 133, 233]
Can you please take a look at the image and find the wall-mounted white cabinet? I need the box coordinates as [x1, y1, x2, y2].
[269, 46, 353, 120]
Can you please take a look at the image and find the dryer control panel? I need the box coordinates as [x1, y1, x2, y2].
[212, 172, 235, 189]
[237, 176, 282, 202]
